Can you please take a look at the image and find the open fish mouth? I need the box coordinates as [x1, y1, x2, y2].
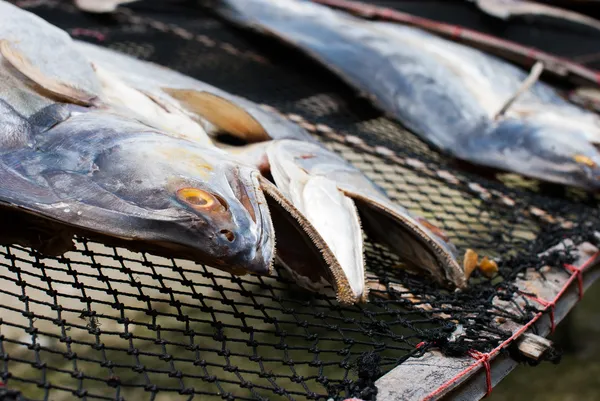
[225, 165, 276, 275]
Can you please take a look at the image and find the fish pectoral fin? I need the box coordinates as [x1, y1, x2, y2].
[29, 103, 81, 133]
[162, 88, 271, 143]
[339, 185, 467, 290]
[0, 40, 96, 106]
[258, 176, 362, 305]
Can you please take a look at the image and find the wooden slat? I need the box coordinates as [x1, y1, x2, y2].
[375, 241, 600, 401]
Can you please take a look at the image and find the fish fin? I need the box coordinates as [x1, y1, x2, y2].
[258, 176, 362, 305]
[339, 185, 467, 289]
[0, 98, 34, 150]
[0, 40, 96, 106]
[0, 205, 76, 256]
[28, 103, 88, 134]
[162, 88, 271, 142]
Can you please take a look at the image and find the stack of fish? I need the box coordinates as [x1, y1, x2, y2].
[2, 0, 598, 305]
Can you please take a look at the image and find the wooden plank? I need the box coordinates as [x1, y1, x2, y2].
[517, 333, 553, 361]
[375, 241, 600, 401]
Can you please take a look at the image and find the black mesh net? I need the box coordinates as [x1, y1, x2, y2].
[1, 1, 600, 400]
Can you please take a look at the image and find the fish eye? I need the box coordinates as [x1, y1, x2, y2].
[574, 154, 597, 168]
[177, 188, 228, 211]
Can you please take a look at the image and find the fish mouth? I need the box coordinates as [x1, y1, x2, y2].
[227, 166, 275, 275]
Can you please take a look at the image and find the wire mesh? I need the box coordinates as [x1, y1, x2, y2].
[1, 1, 600, 400]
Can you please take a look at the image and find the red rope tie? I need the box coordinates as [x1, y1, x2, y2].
[468, 350, 492, 397]
[452, 26, 463, 39]
[523, 293, 556, 333]
[415, 341, 426, 349]
[564, 263, 584, 300]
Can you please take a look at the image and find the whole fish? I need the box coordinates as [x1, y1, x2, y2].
[71, 38, 468, 298]
[209, 0, 600, 191]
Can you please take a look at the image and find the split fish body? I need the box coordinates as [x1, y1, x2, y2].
[210, 0, 600, 190]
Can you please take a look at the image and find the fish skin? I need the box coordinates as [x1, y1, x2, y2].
[0, 101, 275, 275]
[0, 1, 212, 146]
[209, 0, 600, 191]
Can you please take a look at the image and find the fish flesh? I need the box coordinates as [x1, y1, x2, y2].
[70, 38, 467, 296]
[209, 0, 600, 191]
[471, 0, 600, 33]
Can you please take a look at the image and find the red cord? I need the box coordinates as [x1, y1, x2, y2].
[468, 350, 492, 397]
[422, 251, 599, 401]
[522, 293, 556, 334]
[452, 26, 463, 39]
[564, 264, 584, 300]
[416, 341, 426, 349]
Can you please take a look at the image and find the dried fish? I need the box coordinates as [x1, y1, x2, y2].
[0, 1, 275, 276]
[210, 0, 600, 191]
[0, 102, 275, 275]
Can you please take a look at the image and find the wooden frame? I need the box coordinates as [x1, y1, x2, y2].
[375, 241, 600, 401]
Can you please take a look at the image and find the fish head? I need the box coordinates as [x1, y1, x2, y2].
[471, 119, 600, 191]
[521, 123, 600, 191]
[165, 154, 276, 274]
[45, 109, 276, 275]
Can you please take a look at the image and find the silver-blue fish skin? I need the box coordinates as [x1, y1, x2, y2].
[0, 102, 274, 274]
[211, 0, 600, 190]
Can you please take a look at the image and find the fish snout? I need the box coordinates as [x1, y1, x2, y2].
[222, 166, 275, 275]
